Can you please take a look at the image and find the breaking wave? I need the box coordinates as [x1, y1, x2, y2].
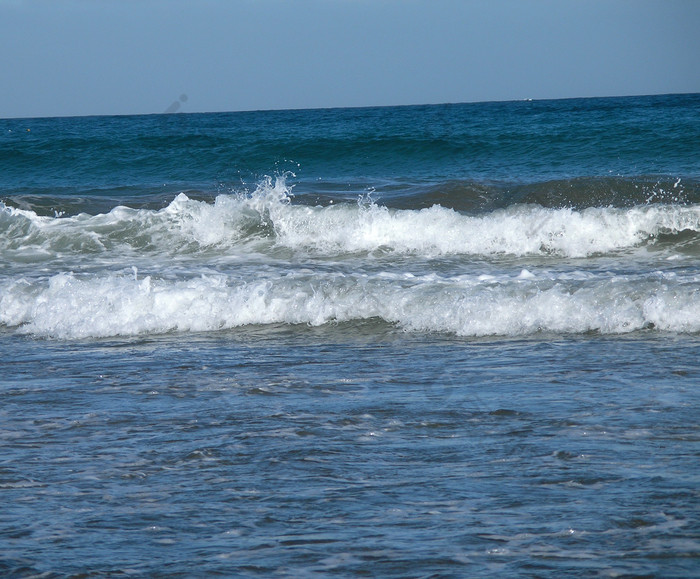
[2, 268, 700, 339]
[3, 177, 700, 261]
[3, 177, 700, 338]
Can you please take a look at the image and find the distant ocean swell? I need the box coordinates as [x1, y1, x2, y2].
[3, 177, 700, 339]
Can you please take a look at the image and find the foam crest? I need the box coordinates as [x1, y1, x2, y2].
[271, 201, 700, 257]
[4, 181, 700, 260]
[0, 192, 265, 260]
[3, 270, 700, 339]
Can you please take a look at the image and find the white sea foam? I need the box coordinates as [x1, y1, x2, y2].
[4, 178, 700, 338]
[271, 200, 700, 257]
[3, 179, 700, 260]
[3, 269, 700, 339]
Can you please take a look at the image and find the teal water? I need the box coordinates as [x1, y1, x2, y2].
[1, 94, 699, 577]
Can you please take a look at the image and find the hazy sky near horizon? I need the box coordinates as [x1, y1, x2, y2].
[1, 0, 698, 118]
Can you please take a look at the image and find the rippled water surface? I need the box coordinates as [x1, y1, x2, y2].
[2, 328, 699, 577]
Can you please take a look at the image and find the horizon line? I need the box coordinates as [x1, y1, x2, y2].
[2, 91, 698, 122]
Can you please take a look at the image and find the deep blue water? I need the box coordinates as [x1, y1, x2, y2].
[1, 94, 700, 577]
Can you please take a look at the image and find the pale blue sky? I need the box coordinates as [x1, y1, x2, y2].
[1, 0, 698, 118]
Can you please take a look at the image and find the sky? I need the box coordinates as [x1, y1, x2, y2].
[1, 0, 698, 118]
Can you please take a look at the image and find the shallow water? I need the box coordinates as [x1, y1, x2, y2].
[1, 328, 699, 577]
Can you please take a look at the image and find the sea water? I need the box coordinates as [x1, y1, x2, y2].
[1, 94, 699, 577]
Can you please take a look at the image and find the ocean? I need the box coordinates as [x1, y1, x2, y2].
[1, 94, 699, 577]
